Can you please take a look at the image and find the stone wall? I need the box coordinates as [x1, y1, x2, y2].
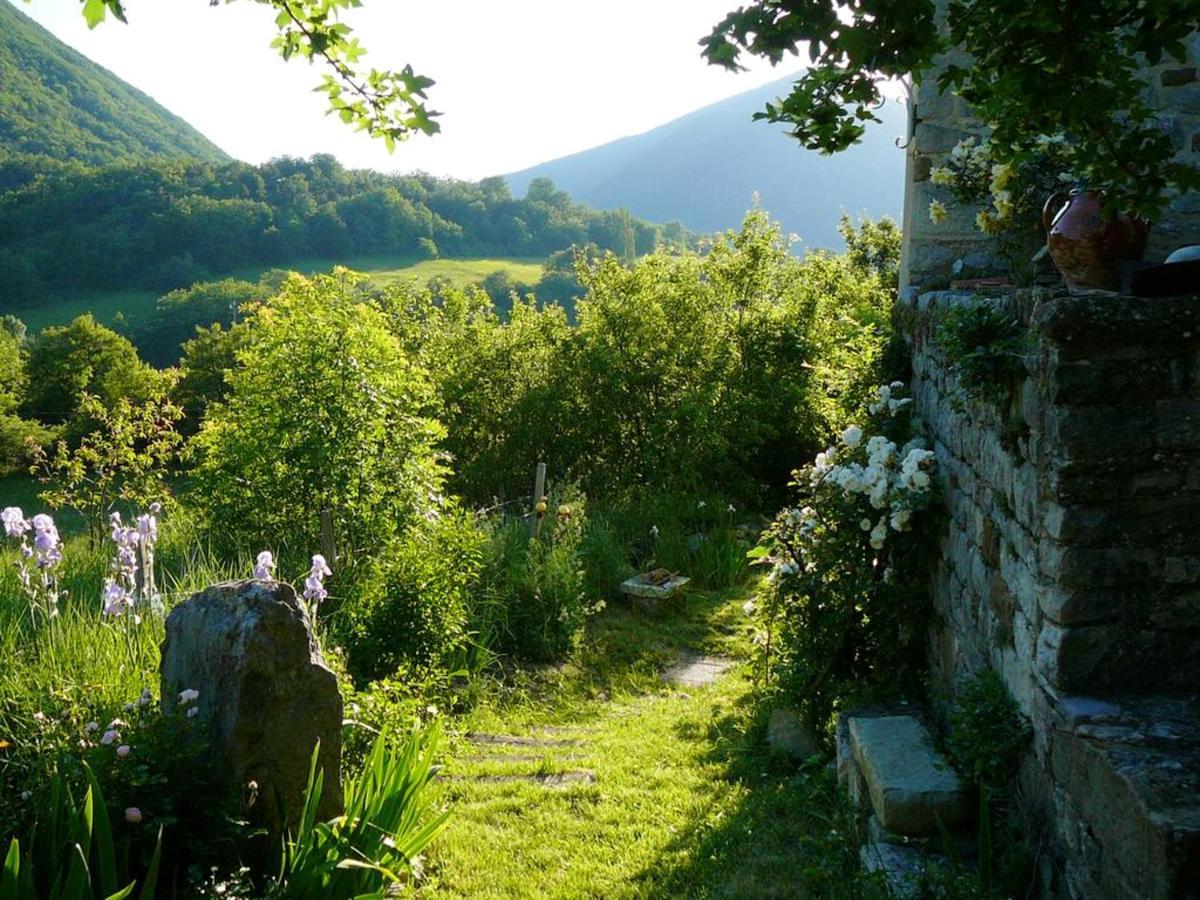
[900, 33, 1200, 291]
[902, 287, 1200, 898]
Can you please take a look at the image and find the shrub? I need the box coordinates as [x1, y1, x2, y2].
[935, 303, 1030, 409]
[190, 271, 445, 570]
[78, 689, 246, 892]
[21, 315, 163, 438]
[751, 383, 942, 735]
[339, 504, 488, 683]
[2, 763, 164, 900]
[483, 487, 592, 662]
[390, 209, 894, 507]
[946, 670, 1032, 792]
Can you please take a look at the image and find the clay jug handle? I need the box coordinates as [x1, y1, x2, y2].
[1043, 191, 1071, 233]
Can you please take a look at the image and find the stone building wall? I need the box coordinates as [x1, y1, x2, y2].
[900, 35, 1200, 291]
[901, 287, 1200, 898]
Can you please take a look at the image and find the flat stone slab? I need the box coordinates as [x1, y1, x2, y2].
[767, 707, 822, 760]
[458, 753, 586, 764]
[848, 715, 966, 835]
[464, 732, 582, 748]
[860, 841, 937, 897]
[619, 575, 690, 599]
[662, 652, 734, 687]
[442, 771, 596, 787]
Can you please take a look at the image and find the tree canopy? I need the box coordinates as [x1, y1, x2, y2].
[701, 0, 1200, 217]
[60, 0, 439, 150]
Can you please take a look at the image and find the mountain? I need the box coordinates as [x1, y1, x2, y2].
[0, 0, 228, 166]
[506, 75, 907, 251]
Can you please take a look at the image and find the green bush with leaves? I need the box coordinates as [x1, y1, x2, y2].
[946, 670, 1032, 793]
[934, 303, 1030, 409]
[21, 316, 163, 449]
[340, 503, 489, 683]
[399, 210, 895, 507]
[33, 392, 182, 544]
[190, 271, 445, 569]
[483, 487, 593, 662]
[1, 762, 162, 900]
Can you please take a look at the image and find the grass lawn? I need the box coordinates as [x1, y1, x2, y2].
[421, 588, 877, 899]
[3, 256, 544, 334]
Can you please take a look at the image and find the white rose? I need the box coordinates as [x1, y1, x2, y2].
[841, 425, 863, 448]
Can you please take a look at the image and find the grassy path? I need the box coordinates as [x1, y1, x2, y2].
[419, 589, 868, 899]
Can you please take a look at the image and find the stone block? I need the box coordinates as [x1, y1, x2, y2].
[860, 841, 938, 897]
[766, 708, 821, 761]
[1168, 82, 1200, 114]
[1154, 397, 1200, 450]
[1049, 696, 1200, 899]
[848, 716, 966, 835]
[1162, 66, 1199, 87]
[160, 580, 343, 832]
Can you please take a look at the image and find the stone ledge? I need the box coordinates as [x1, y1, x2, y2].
[1048, 694, 1200, 900]
[847, 714, 967, 835]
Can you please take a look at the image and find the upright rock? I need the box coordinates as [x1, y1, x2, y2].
[160, 580, 343, 832]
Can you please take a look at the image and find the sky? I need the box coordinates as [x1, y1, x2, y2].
[13, 0, 790, 180]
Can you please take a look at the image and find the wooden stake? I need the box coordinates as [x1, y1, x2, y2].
[530, 462, 547, 538]
[320, 509, 338, 565]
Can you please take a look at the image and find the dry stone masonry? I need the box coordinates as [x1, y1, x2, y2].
[901, 286, 1200, 899]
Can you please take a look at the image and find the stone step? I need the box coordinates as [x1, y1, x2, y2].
[439, 770, 597, 788]
[846, 714, 966, 835]
[661, 652, 734, 687]
[457, 753, 586, 764]
[462, 732, 582, 748]
[1049, 694, 1200, 898]
[859, 841, 941, 897]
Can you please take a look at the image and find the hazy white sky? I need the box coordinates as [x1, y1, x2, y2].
[13, 0, 790, 179]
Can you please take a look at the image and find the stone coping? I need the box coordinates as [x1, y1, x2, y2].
[902, 286, 1200, 346]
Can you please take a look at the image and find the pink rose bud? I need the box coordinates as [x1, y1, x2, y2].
[124, 807, 142, 824]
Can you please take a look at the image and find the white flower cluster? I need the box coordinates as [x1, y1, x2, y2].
[811, 385, 936, 550]
[867, 382, 912, 417]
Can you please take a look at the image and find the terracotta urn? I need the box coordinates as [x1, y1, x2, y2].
[1043, 190, 1150, 293]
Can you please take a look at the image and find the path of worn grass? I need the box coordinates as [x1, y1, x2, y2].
[419, 589, 877, 899]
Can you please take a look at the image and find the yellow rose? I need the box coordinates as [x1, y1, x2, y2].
[929, 200, 948, 225]
[930, 167, 956, 186]
[990, 162, 1015, 193]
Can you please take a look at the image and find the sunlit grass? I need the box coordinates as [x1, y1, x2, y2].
[420, 589, 879, 899]
[6, 256, 545, 334]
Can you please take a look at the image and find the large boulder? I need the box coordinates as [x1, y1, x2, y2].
[160, 580, 343, 832]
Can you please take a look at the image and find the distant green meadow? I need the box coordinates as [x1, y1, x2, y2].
[8, 256, 545, 334]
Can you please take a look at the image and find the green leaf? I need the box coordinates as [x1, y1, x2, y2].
[82, 764, 118, 896]
[1, 839, 21, 900]
[82, 0, 108, 28]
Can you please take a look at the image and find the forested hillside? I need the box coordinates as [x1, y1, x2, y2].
[0, 0, 228, 166]
[507, 74, 906, 250]
[0, 154, 691, 305]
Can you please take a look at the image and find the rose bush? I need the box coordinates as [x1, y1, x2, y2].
[749, 383, 942, 735]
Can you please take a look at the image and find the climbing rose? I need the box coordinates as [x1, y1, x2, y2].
[178, 688, 199, 705]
